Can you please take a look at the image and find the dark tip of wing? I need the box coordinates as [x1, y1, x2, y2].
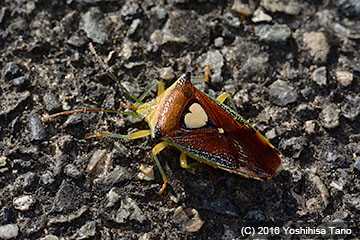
[181, 72, 191, 82]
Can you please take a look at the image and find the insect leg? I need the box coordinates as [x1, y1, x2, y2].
[191, 65, 211, 82]
[216, 93, 238, 113]
[138, 81, 165, 102]
[89, 43, 143, 104]
[152, 141, 170, 195]
[45, 108, 137, 120]
[179, 152, 200, 169]
[85, 129, 151, 140]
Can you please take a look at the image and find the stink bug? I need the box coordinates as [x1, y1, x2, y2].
[47, 43, 282, 195]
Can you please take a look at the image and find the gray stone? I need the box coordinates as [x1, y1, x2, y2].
[51, 181, 80, 213]
[336, 70, 353, 87]
[28, 114, 46, 141]
[252, 8, 272, 22]
[303, 32, 330, 63]
[214, 37, 224, 48]
[342, 93, 360, 121]
[72, 221, 96, 239]
[101, 166, 132, 186]
[127, 18, 141, 37]
[231, 0, 253, 16]
[159, 67, 175, 81]
[312, 66, 327, 86]
[255, 24, 291, 42]
[43, 93, 61, 113]
[81, 7, 108, 44]
[64, 164, 82, 179]
[269, 80, 297, 106]
[0, 224, 19, 239]
[204, 50, 224, 84]
[161, 11, 210, 47]
[223, 12, 241, 28]
[41, 172, 55, 185]
[121, 1, 141, 22]
[66, 35, 87, 47]
[261, 0, 300, 15]
[115, 197, 146, 224]
[319, 103, 340, 129]
[201, 198, 239, 217]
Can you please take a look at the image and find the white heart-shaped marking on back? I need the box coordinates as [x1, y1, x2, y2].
[184, 103, 208, 128]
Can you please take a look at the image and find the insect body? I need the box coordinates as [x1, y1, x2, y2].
[48, 45, 282, 195]
[135, 73, 282, 193]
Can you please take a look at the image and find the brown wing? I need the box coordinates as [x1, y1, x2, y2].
[152, 73, 281, 180]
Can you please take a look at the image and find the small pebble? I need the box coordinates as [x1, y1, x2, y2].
[159, 67, 175, 81]
[312, 66, 327, 86]
[28, 114, 46, 141]
[64, 164, 82, 179]
[13, 195, 34, 211]
[204, 50, 224, 84]
[336, 70, 353, 86]
[173, 206, 204, 233]
[265, 128, 276, 139]
[115, 197, 146, 224]
[66, 35, 87, 47]
[121, 1, 141, 22]
[330, 180, 343, 191]
[72, 221, 96, 239]
[201, 198, 239, 217]
[303, 32, 330, 63]
[223, 12, 241, 28]
[305, 120, 316, 134]
[41, 172, 55, 185]
[127, 18, 141, 37]
[261, 0, 300, 15]
[0, 156, 6, 167]
[43, 93, 61, 113]
[101, 166, 132, 186]
[255, 24, 291, 42]
[150, 6, 167, 20]
[252, 8, 273, 22]
[342, 93, 360, 121]
[87, 149, 107, 174]
[81, 7, 108, 44]
[231, 0, 253, 16]
[0, 224, 19, 239]
[269, 80, 297, 106]
[214, 37, 224, 48]
[319, 103, 340, 129]
[137, 164, 155, 181]
[106, 187, 120, 208]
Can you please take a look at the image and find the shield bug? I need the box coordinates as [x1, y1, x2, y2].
[47, 43, 282, 195]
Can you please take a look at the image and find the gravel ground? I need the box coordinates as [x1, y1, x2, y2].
[0, 0, 359, 239]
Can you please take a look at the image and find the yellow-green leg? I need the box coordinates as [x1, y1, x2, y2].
[85, 129, 151, 139]
[139, 81, 165, 102]
[217, 93, 238, 113]
[152, 141, 169, 195]
[191, 65, 211, 82]
[179, 152, 200, 169]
